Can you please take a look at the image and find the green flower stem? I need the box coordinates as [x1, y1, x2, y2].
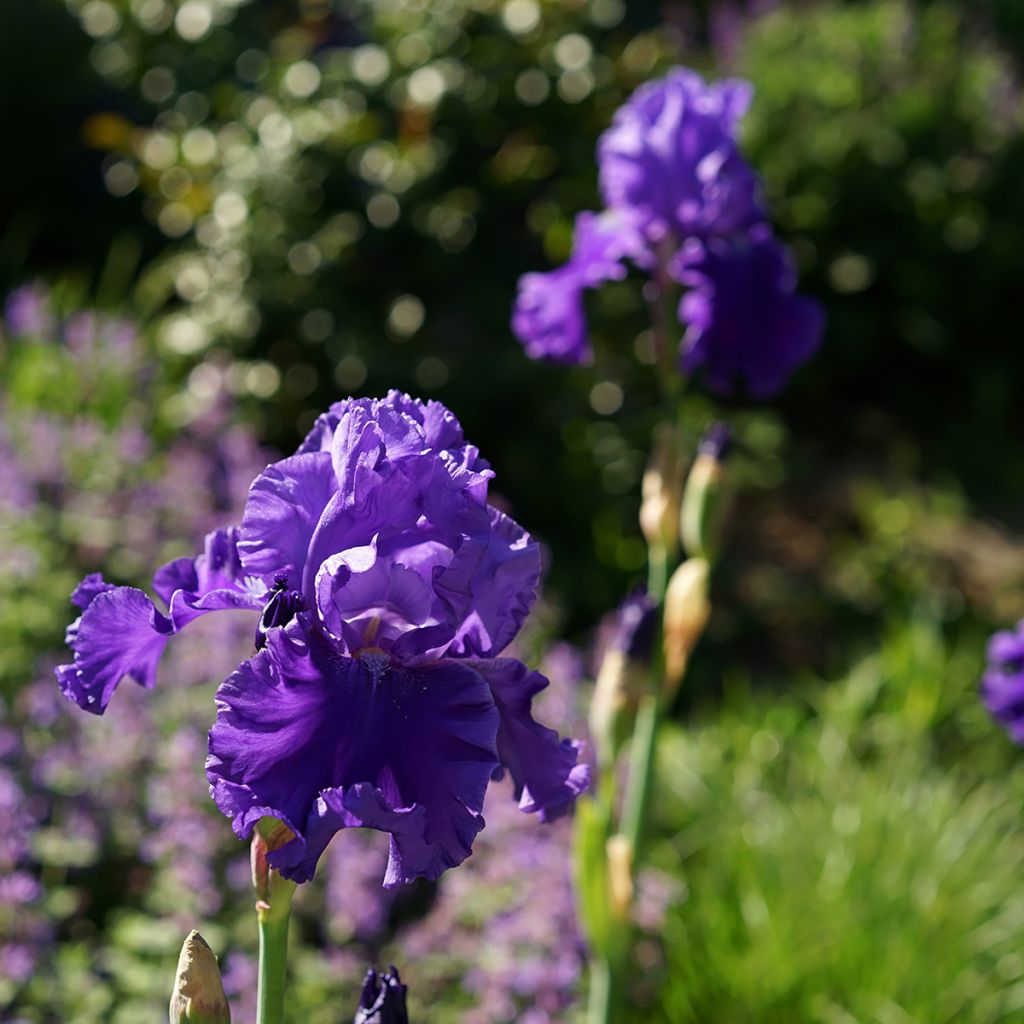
[256, 878, 295, 1024]
[587, 955, 617, 1024]
[620, 692, 661, 866]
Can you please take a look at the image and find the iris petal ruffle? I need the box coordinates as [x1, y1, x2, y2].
[206, 621, 501, 885]
[437, 507, 541, 660]
[55, 528, 263, 714]
[511, 211, 643, 365]
[466, 657, 590, 822]
[598, 68, 762, 242]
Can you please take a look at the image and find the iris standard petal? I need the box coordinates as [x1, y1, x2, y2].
[598, 67, 763, 242]
[464, 657, 589, 821]
[437, 507, 542, 659]
[206, 622, 501, 885]
[238, 452, 338, 587]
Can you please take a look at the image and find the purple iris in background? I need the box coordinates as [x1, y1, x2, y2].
[981, 620, 1024, 744]
[57, 392, 588, 886]
[511, 67, 823, 397]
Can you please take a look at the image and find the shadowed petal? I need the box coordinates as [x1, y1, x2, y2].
[465, 657, 589, 821]
[674, 230, 824, 399]
[207, 621, 500, 885]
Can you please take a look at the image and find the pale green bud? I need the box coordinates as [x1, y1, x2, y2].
[169, 931, 230, 1024]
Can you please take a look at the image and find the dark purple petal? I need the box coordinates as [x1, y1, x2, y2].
[674, 230, 824, 399]
[598, 68, 762, 242]
[56, 588, 171, 714]
[465, 658, 589, 821]
[437, 507, 542, 659]
[207, 621, 500, 885]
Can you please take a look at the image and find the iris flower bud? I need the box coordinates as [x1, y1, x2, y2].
[639, 426, 684, 558]
[355, 966, 409, 1024]
[590, 590, 657, 763]
[680, 422, 731, 562]
[662, 558, 711, 698]
[169, 931, 231, 1024]
[605, 834, 635, 922]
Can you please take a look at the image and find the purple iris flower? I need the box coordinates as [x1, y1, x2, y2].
[673, 229, 824, 399]
[511, 67, 823, 398]
[57, 392, 588, 886]
[981, 621, 1024, 744]
[598, 68, 762, 246]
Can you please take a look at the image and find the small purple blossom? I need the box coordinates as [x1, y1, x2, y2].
[57, 392, 588, 886]
[511, 67, 824, 398]
[3, 284, 56, 339]
[981, 621, 1024, 743]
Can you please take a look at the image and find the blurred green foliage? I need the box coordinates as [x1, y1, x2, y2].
[1, 0, 1022, 631]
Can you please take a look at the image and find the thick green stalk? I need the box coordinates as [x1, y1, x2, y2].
[620, 693, 660, 865]
[256, 887, 293, 1024]
[587, 956, 617, 1024]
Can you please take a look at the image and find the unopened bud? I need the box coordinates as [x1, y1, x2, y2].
[590, 590, 657, 762]
[680, 422, 731, 562]
[606, 834, 634, 922]
[251, 819, 298, 912]
[169, 931, 231, 1024]
[662, 558, 711, 696]
[355, 965, 409, 1024]
[639, 426, 684, 557]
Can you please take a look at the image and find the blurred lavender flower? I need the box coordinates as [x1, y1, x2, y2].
[511, 68, 823, 397]
[57, 392, 588, 886]
[3, 284, 56, 339]
[981, 620, 1024, 743]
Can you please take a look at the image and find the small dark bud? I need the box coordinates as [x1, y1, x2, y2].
[355, 966, 409, 1024]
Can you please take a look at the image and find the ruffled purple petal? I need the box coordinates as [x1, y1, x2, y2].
[238, 452, 338, 588]
[673, 229, 824, 399]
[511, 211, 643, 365]
[465, 658, 589, 821]
[207, 620, 500, 885]
[512, 267, 591, 365]
[297, 390, 476, 460]
[598, 67, 763, 242]
[57, 528, 263, 714]
[56, 587, 171, 714]
[314, 539, 452, 656]
[437, 507, 541, 659]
